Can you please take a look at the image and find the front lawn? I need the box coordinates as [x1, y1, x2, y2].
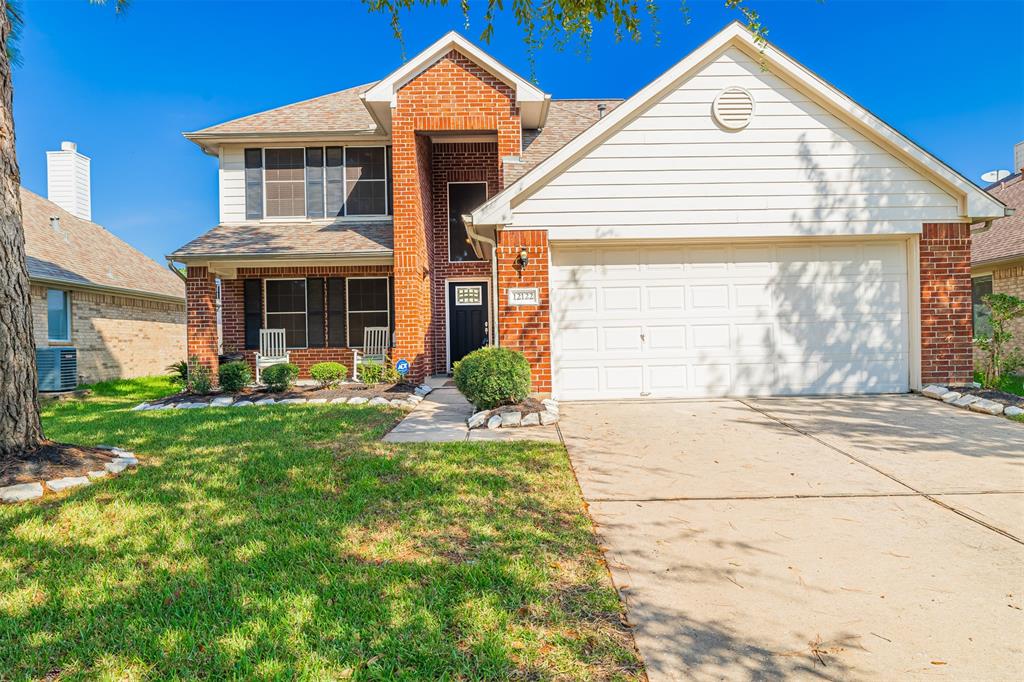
[0, 377, 640, 679]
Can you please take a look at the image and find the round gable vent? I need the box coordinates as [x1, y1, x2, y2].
[712, 87, 755, 130]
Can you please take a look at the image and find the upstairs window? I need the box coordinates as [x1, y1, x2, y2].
[264, 148, 306, 218]
[247, 146, 389, 220]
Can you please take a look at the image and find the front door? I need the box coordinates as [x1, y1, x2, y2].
[448, 281, 489, 370]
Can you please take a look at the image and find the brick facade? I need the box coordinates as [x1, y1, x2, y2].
[31, 283, 185, 384]
[186, 266, 219, 376]
[496, 230, 552, 394]
[391, 49, 521, 382]
[986, 260, 1024, 363]
[920, 223, 974, 385]
[429, 142, 498, 373]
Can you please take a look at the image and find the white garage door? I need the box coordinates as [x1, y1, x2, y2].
[550, 240, 910, 400]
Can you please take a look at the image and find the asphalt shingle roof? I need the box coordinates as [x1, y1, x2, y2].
[21, 188, 185, 301]
[974, 173, 1024, 265]
[190, 82, 379, 136]
[169, 219, 394, 259]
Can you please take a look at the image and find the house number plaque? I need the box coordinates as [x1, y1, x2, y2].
[507, 288, 540, 306]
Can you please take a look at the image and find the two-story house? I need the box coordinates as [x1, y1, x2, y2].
[170, 24, 1006, 400]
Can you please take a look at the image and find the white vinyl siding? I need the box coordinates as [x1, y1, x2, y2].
[510, 47, 959, 238]
[550, 239, 911, 400]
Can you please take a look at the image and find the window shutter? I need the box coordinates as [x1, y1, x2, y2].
[306, 278, 325, 348]
[327, 277, 346, 347]
[325, 147, 344, 217]
[305, 147, 324, 219]
[244, 149, 263, 220]
[244, 279, 262, 349]
[388, 276, 395, 342]
[386, 145, 393, 215]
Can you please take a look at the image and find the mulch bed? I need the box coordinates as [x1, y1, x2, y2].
[148, 382, 415, 407]
[0, 441, 119, 487]
[948, 385, 1024, 409]
[489, 397, 548, 416]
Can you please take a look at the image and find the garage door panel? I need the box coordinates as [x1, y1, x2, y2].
[551, 240, 910, 399]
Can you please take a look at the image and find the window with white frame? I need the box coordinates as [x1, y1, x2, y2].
[344, 147, 387, 216]
[47, 289, 71, 342]
[264, 148, 306, 218]
[347, 278, 389, 347]
[265, 279, 307, 348]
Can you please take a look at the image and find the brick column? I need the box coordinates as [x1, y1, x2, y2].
[186, 265, 219, 378]
[496, 230, 552, 395]
[920, 223, 973, 385]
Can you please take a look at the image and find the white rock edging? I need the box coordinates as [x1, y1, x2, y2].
[468, 400, 560, 429]
[918, 385, 1021, 422]
[1, 446, 140, 505]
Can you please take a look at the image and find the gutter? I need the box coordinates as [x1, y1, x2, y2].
[971, 206, 1017, 235]
[463, 213, 500, 349]
[30, 275, 185, 305]
[167, 260, 187, 282]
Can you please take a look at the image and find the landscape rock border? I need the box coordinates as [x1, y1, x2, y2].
[0, 446, 140, 504]
[132, 391, 426, 413]
[468, 399, 560, 430]
[919, 384, 1023, 420]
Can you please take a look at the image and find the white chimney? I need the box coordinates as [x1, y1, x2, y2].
[46, 141, 91, 220]
[1015, 140, 1024, 174]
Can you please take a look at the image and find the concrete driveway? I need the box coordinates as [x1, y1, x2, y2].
[560, 396, 1024, 680]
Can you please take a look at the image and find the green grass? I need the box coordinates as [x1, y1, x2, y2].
[1, 377, 640, 680]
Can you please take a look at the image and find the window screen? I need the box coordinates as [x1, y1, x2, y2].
[265, 279, 307, 348]
[972, 276, 993, 337]
[47, 289, 70, 341]
[264, 148, 306, 217]
[345, 147, 387, 215]
[347, 278, 389, 347]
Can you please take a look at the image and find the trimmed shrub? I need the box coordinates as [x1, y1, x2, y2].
[262, 363, 299, 392]
[453, 347, 531, 410]
[218, 361, 252, 392]
[187, 356, 213, 395]
[358, 359, 400, 385]
[310, 361, 346, 388]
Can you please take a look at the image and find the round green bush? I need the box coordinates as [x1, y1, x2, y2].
[453, 347, 531, 410]
[218, 361, 252, 392]
[261, 362, 299, 392]
[310, 361, 347, 388]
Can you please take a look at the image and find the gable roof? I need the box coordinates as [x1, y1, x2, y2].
[473, 21, 1007, 227]
[21, 188, 185, 302]
[362, 31, 550, 130]
[974, 174, 1024, 266]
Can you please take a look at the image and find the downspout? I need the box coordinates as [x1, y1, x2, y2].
[463, 214, 500, 348]
[166, 259, 187, 282]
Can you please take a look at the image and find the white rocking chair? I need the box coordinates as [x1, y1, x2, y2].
[352, 327, 390, 382]
[255, 329, 290, 384]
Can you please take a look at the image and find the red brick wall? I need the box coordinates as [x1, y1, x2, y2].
[391, 49, 521, 382]
[429, 142, 498, 373]
[186, 266, 218, 375]
[216, 264, 392, 381]
[496, 230, 552, 395]
[920, 223, 973, 385]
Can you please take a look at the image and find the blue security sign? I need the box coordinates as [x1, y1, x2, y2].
[395, 359, 410, 376]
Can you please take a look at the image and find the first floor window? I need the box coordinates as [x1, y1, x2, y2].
[265, 279, 307, 348]
[972, 275, 993, 338]
[347, 278, 389, 347]
[47, 289, 70, 342]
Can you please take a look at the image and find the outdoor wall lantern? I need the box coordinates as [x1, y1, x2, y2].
[515, 247, 529, 269]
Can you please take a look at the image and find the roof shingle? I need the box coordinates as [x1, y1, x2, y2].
[974, 173, 1024, 265]
[169, 219, 394, 259]
[21, 188, 185, 301]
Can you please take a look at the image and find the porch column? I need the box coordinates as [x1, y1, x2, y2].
[186, 265, 219, 379]
[920, 223, 973, 385]
[496, 230, 552, 395]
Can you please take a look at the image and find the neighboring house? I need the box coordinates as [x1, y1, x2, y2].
[25, 142, 186, 385]
[171, 23, 1007, 400]
[972, 144, 1024, 351]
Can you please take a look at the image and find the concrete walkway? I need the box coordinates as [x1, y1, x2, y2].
[383, 377, 561, 443]
[561, 396, 1024, 681]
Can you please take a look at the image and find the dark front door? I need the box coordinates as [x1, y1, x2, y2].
[448, 281, 489, 369]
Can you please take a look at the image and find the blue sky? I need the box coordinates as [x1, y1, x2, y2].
[14, 0, 1024, 264]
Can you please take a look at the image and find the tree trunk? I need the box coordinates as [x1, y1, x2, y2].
[0, 6, 44, 457]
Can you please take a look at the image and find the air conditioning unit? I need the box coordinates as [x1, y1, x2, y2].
[37, 348, 78, 392]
